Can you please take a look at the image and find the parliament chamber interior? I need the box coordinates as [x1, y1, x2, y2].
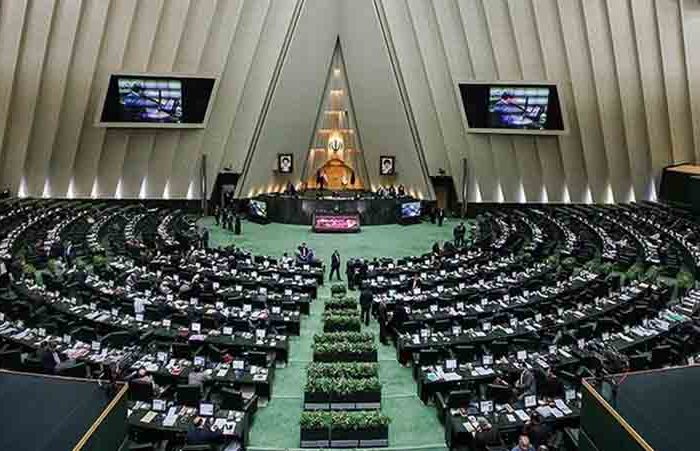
[1, 1, 700, 451]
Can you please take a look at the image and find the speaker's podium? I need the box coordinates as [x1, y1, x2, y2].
[0, 369, 128, 451]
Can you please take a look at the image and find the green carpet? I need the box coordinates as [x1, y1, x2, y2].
[200, 217, 453, 450]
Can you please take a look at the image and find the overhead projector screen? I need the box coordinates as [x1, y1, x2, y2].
[458, 81, 568, 136]
[97, 73, 218, 128]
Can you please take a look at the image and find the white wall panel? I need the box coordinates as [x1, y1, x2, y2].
[0, 0, 56, 193]
[382, 0, 451, 177]
[47, 0, 110, 197]
[71, 0, 137, 197]
[23, 0, 82, 197]
[606, 0, 653, 200]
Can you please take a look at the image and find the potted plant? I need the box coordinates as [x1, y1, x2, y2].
[329, 411, 358, 444]
[313, 332, 374, 345]
[323, 314, 362, 332]
[331, 283, 347, 297]
[300, 411, 331, 446]
[356, 411, 391, 445]
[677, 268, 695, 297]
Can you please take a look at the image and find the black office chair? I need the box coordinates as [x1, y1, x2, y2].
[651, 345, 672, 368]
[447, 389, 472, 408]
[0, 349, 22, 371]
[172, 342, 193, 359]
[129, 380, 154, 402]
[418, 349, 440, 366]
[486, 384, 512, 405]
[176, 384, 202, 407]
[248, 351, 268, 367]
[102, 331, 133, 348]
[57, 362, 88, 378]
[219, 387, 243, 411]
[490, 340, 509, 359]
[453, 345, 476, 364]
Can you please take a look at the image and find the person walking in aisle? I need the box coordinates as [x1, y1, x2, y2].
[359, 287, 373, 326]
[329, 250, 341, 281]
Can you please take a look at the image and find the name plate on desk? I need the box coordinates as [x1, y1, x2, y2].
[331, 403, 355, 410]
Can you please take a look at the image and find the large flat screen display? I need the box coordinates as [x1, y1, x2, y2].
[458, 82, 567, 135]
[401, 202, 421, 219]
[249, 200, 267, 219]
[98, 73, 217, 128]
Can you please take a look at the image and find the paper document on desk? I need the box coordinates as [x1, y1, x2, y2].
[141, 411, 157, 424]
[555, 399, 572, 415]
[550, 408, 564, 418]
[514, 409, 530, 422]
[162, 415, 178, 427]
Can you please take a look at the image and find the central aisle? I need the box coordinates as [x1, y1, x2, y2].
[202, 218, 453, 450]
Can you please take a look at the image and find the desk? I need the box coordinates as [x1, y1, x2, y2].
[445, 399, 580, 449]
[127, 401, 248, 447]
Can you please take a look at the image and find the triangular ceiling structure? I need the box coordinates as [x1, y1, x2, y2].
[301, 39, 369, 190]
[233, 0, 434, 200]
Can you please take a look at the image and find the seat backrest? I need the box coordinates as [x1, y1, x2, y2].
[129, 380, 154, 402]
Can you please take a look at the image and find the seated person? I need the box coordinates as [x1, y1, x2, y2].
[516, 367, 536, 400]
[512, 435, 535, 451]
[39, 341, 61, 374]
[188, 365, 211, 389]
[186, 417, 223, 446]
[474, 417, 500, 451]
[296, 242, 314, 264]
[524, 413, 551, 449]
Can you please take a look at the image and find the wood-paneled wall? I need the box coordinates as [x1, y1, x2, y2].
[0, 0, 696, 202]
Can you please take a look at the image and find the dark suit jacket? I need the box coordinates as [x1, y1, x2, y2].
[473, 427, 500, 451]
[331, 253, 341, 268]
[359, 289, 373, 308]
[186, 426, 223, 445]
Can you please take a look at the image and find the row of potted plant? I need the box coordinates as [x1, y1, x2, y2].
[307, 362, 379, 379]
[322, 313, 362, 332]
[312, 339, 378, 362]
[300, 410, 390, 445]
[312, 332, 374, 345]
[324, 296, 358, 311]
[305, 376, 382, 396]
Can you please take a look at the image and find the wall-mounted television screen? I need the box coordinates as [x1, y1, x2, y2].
[249, 200, 267, 218]
[458, 82, 567, 135]
[97, 73, 217, 128]
[401, 202, 421, 219]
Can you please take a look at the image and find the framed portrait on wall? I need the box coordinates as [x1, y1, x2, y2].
[278, 153, 293, 174]
[379, 156, 395, 176]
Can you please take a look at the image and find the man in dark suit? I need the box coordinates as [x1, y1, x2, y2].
[474, 417, 501, 451]
[359, 287, 373, 326]
[329, 250, 341, 281]
[186, 417, 223, 446]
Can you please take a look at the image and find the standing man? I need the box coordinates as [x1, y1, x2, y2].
[330, 250, 341, 281]
[437, 208, 445, 227]
[359, 287, 373, 326]
[454, 222, 466, 247]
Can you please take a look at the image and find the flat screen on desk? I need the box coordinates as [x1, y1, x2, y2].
[199, 402, 214, 417]
[401, 201, 421, 218]
[249, 200, 267, 218]
[458, 82, 567, 135]
[98, 73, 217, 128]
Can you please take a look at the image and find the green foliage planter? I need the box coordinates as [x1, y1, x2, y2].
[313, 341, 377, 362]
[331, 283, 347, 297]
[325, 297, 358, 311]
[323, 314, 362, 332]
[304, 377, 382, 410]
[300, 411, 390, 448]
[307, 362, 379, 379]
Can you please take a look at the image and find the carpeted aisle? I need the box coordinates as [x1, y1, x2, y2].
[200, 217, 453, 450]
